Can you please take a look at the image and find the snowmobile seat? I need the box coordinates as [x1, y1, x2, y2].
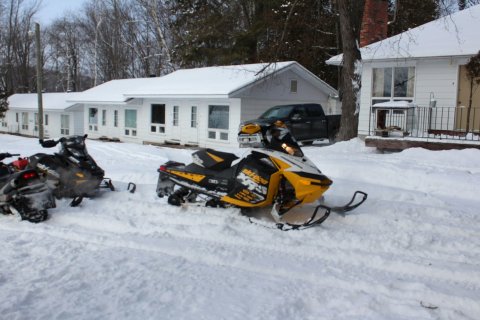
[192, 149, 239, 171]
[183, 162, 241, 179]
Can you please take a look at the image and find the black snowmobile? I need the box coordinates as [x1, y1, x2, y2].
[157, 122, 367, 230]
[0, 153, 56, 222]
[27, 135, 135, 207]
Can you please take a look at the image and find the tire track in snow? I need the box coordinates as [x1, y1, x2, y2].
[2, 219, 479, 319]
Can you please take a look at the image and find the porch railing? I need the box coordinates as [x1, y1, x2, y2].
[369, 106, 480, 141]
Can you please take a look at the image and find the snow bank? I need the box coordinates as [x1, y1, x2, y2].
[1, 134, 479, 320]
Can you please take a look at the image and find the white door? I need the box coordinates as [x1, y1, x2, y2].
[168, 105, 181, 144]
[184, 105, 199, 146]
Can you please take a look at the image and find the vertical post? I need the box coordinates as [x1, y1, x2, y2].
[35, 22, 44, 139]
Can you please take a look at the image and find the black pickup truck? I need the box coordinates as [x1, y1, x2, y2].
[242, 103, 341, 144]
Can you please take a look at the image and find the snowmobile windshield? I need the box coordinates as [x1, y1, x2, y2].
[62, 137, 89, 159]
[267, 127, 304, 157]
[259, 106, 294, 119]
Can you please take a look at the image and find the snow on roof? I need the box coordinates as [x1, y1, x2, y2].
[327, 4, 480, 65]
[68, 77, 155, 103]
[7, 92, 80, 111]
[124, 61, 296, 98]
[69, 62, 298, 103]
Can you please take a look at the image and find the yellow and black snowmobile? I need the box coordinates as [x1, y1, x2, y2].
[156, 122, 367, 230]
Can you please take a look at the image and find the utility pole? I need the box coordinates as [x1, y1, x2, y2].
[35, 22, 44, 139]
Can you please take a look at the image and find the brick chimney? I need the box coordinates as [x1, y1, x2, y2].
[360, 0, 389, 47]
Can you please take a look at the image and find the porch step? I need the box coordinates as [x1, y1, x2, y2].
[365, 136, 480, 151]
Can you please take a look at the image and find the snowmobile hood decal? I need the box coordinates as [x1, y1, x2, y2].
[206, 152, 224, 163]
[167, 169, 206, 183]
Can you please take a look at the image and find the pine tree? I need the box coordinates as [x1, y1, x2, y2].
[388, 0, 440, 36]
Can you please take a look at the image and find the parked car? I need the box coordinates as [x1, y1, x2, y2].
[241, 103, 341, 144]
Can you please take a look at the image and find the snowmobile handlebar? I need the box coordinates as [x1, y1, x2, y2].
[39, 134, 89, 148]
[39, 138, 69, 148]
[0, 153, 20, 161]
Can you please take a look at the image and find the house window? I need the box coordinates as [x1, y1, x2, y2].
[125, 109, 137, 136]
[21, 112, 28, 130]
[61, 114, 70, 135]
[372, 67, 415, 104]
[208, 105, 229, 141]
[89, 108, 98, 131]
[290, 79, 298, 93]
[45, 114, 49, 126]
[114, 110, 118, 127]
[191, 106, 197, 128]
[16, 113, 19, 123]
[0, 119, 6, 127]
[102, 110, 107, 126]
[151, 104, 165, 133]
[34, 113, 38, 131]
[173, 106, 179, 126]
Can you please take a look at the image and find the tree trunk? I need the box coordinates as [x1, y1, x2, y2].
[335, 0, 362, 141]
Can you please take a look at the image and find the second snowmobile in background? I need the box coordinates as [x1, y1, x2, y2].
[157, 121, 367, 230]
[26, 135, 135, 207]
[0, 153, 56, 222]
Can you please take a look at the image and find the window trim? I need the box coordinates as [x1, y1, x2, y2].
[371, 66, 416, 102]
[34, 113, 38, 131]
[191, 106, 197, 128]
[88, 108, 98, 131]
[151, 104, 166, 134]
[290, 79, 298, 94]
[102, 109, 107, 126]
[207, 105, 229, 141]
[21, 112, 28, 130]
[60, 114, 70, 135]
[124, 109, 137, 137]
[173, 105, 179, 126]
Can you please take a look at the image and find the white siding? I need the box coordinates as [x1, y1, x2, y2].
[238, 69, 335, 122]
[358, 64, 374, 136]
[72, 110, 84, 135]
[75, 66, 337, 148]
[1, 109, 83, 138]
[80, 98, 243, 148]
[358, 57, 468, 136]
[414, 58, 465, 108]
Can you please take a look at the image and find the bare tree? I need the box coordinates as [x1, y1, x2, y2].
[1, 0, 41, 94]
[47, 17, 83, 92]
[135, 0, 175, 75]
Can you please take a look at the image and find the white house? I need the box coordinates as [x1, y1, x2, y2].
[68, 61, 339, 148]
[1, 93, 84, 138]
[327, 5, 480, 138]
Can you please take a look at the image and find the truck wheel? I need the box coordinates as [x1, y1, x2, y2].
[328, 132, 338, 144]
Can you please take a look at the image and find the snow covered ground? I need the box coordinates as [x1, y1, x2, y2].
[1, 133, 479, 320]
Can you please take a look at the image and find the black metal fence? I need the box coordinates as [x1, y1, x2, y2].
[370, 106, 480, 141]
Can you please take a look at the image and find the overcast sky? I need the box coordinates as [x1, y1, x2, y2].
[35, 0, 88, 25]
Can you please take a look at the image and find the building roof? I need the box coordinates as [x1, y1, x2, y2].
[7, 93, 80, 111]
[327, 4, 480, 65]
[68, 61, 337, 103]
